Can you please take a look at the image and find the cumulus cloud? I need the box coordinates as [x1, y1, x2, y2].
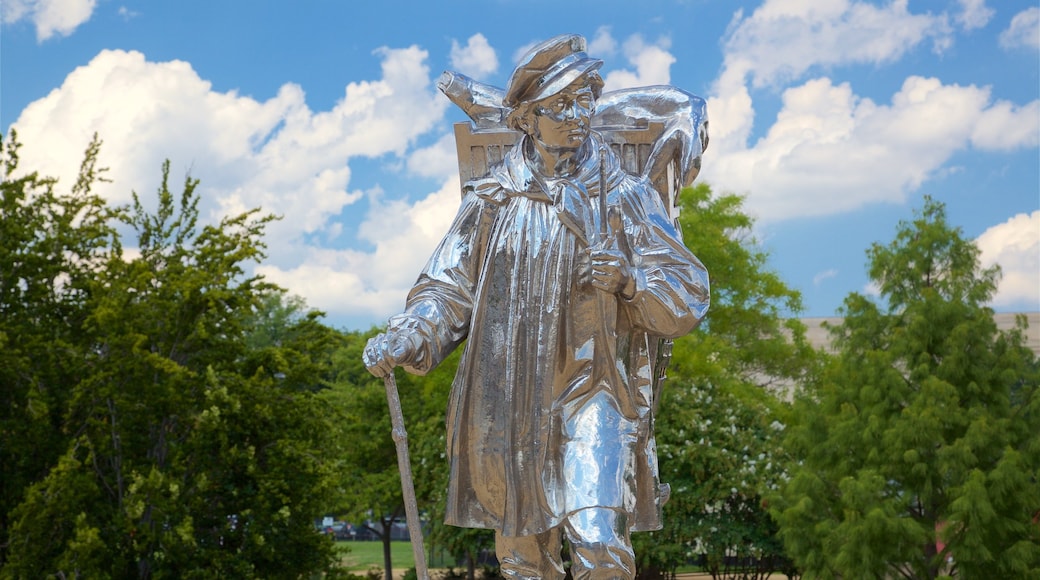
[588, 26, 619, 57]
[703, 0, 1039, 223]
[9, 46, 451, 322]
[707, 75, 1039, 221]
[449, 33, 498, 78]
[722, 0, 952, 89]
[601, 34, 675, 92]
[257, 177, 462, 324]
[706, 0, 955, 158]
[2, 0, 96, 41]
[999, 7, 1040, 50]
[970, 99, 1040, 150]
[977, 211, 1040, 310]
[407, 133, 460, 180]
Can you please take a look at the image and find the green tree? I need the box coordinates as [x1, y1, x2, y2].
[773, 197, 1040, 579]
[327, 328, 492, 579]
[326, 330, 463, 580]
[2, 140, 350, 578]
[648, 378, 794, 580]
[0, 131, 115, 567]
[636, 183, 816, 579]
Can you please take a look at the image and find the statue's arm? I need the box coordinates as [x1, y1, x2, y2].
[391, 189, 495, 374]
[619, 184, 710, 338]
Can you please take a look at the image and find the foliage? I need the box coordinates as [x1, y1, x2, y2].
[648, 379, 795, 580]
[637, 184, 817, 579]
[324, 329, 464, 580]
[0, 131, 116, 565]
[773, 197, 1040, 579]
[1, 133, 350, 578]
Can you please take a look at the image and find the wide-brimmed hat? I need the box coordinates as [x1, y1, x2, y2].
[503, 34, 603, 108]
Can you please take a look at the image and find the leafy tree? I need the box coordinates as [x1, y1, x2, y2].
[326, 329, 465, 580]
[327, 328, 491, 579]
[773, 197, 1040, 579]
[636, 183, 816, 579]
[648, 378, 794, 580]
[1, 138, 351, 578]
[0, 131, 115, 567]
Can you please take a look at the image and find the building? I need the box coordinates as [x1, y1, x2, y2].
[799, 312, 1040, 356]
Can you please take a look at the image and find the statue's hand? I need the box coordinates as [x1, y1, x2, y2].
[363, 330, 422, 378]
[588, 207, 637, 299]
[588, 246, 636, 299]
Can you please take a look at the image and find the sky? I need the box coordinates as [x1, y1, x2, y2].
[2, 0, 1038, 331]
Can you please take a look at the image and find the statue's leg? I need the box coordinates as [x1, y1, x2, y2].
[495, 527, 565, 580]
[564, 507, 635, 580]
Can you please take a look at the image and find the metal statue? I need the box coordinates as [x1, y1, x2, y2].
[365, 34, 710, 579]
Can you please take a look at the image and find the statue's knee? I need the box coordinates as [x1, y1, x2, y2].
[568, 543, 634, 580]
[565, 509, 635, 579]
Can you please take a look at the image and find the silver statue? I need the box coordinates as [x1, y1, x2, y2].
[365, 34, 709, 579]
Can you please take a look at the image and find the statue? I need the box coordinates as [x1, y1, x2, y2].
[364, 34, 710, 579]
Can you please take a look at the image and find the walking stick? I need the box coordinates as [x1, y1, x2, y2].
[382, 369, 429, 580]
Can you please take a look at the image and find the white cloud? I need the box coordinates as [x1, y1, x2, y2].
[407, 132, 459, 180]
[955, 0, 993, 31]
[977, 211, 1040, 310]
[704, 75, 1039, 222]
[449, 33, 498, 79]
[813, 269, 839, 286]
[723, 0, 952, 89]
[999, 7, 1040, 50]
[9, 46, 452, 322]
[588, 26, 618, 57]
[704, 63, 757, 158]
[2, 0, 96, 41]
[703, 1, 1038, 224]
[970, 99, 1040, 150]
[601, 35, 675, 92]
[257, 177, 462, 322]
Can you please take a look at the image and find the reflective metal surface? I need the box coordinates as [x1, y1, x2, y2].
[365, 34, 709, 578]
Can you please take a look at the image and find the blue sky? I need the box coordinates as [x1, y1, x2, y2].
[3, 0, 1038, 330]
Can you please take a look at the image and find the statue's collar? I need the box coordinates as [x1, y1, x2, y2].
[493, 132, 619, 202]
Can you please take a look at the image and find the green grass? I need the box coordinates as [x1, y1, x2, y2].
[337, 541, 416, 572]
[336, 541, 724, 577]
[337, 541, 461, 575]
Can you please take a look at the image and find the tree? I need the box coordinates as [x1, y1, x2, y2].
[0, 131, 116, 568]
[636, 184, 817, 579]
[648, 378, 794, 580]
[773, 197, 1040, 579]
[325, 329, 469, 580]
[2, 138, 351, 578]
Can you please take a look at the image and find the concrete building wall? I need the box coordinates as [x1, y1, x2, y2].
[798, 312, 1040, 357]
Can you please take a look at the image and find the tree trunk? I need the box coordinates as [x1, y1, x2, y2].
[383, 528, 393, 580]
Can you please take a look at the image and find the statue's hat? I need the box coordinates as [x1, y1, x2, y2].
[503, 34, 603, 108]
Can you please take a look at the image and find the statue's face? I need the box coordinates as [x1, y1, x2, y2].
[527, 85, 595, 150]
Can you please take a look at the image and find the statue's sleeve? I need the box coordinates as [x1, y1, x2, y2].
[620, 181, 710, 338]
[389, 187, 496, 375]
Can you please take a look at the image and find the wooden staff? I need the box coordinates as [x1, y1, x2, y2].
[383, 369, 429, 580]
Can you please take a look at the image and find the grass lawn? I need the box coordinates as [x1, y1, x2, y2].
[336, 540, 717, 577]
[337, 541, 416, 573]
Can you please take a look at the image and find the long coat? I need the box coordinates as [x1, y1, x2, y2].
[392, 132, 709, 537]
